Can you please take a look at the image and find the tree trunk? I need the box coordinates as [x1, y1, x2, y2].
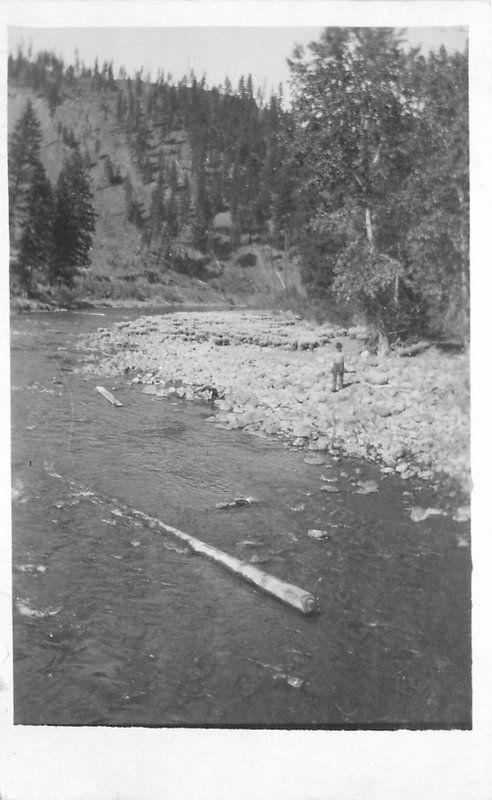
[377, 330, 390, 357]
[283, 229, 290, 302]
[394, 274, 400, 307]
[365, 207, 374, 254]
[456, 187, 469, 342]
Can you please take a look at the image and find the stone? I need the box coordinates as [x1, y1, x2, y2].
[262, 421, 280, 435]
[304, 453, 325, 466]
[373, 405, 392, 418]
[389, 444, 406, 460]
[307, 529, 330, 540]
[141, 384, 168, 397]
[355, 479, 379, 494]
[292, 422, 313, 438]
[410, 506, 445, 522]
[320, 484, 340, 493]
[453, 506, 471, 522]
[366, 372, 389, 386]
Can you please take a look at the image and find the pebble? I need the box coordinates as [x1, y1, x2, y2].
[304, 454, 325, 466]
[307, 529, 330, 540]
[354, 479, 379, 494]
[410, 506, 445, 522]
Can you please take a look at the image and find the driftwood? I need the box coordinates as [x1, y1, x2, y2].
[96, 385, 123, 407]
[45, 469, 318, 615]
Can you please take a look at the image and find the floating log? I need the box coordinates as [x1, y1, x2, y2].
[45, 469, 318, 615]
[96, 385, 123, 407]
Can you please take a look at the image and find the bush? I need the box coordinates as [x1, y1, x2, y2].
[209, 235, 233, 259]
[235, 251, 257, 268]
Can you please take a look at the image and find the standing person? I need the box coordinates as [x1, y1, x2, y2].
[331, 342, 345, 392]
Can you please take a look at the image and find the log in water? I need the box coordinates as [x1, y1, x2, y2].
[95, 386, 123, 406]
[45, 468, 318, 615]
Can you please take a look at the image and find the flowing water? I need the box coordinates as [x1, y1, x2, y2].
[11, 307, 471, 728]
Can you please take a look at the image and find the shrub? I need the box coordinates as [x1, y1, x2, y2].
[235, 251, 257, 268]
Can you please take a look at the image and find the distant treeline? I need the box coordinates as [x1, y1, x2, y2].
[8, 30, 468, 341]
[8, 46, 292, 249]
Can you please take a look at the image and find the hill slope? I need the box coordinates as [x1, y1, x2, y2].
[8, 63, 305, 307]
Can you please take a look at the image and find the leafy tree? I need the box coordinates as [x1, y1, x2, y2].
[288, 28, 429, 346]
[51, 149, 96, 286]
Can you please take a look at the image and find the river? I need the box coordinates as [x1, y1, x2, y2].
[11, 307, 471, 728]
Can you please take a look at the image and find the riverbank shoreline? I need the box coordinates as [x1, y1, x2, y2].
[10, 294, 234, 314]
[78, 309, 470, 499]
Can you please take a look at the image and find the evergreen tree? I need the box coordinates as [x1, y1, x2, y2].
[164, 191, 179, 240]
[51, 150, 96, 286]
[116, 90, 127, 122]
[179, 174, 192, 230]
[124, 175, 145, 228]
[191, 152, 210, 250]
[148, 165, 166, 240]
[399, 47, 469, 337]
[14, 160, 54, 295]
[9, 100, 43, 235]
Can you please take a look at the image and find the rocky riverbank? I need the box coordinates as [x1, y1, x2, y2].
[78, 310, 470, 495]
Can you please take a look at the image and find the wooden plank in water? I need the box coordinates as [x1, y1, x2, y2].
[95, 385, 123, 407]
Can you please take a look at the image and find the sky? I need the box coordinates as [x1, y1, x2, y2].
[8, 25, 468, 100]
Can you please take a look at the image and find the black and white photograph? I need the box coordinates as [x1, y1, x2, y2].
[2, 0, 491, 797]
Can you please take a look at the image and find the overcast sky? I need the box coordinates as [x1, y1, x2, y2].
[8, 26, 468, 100]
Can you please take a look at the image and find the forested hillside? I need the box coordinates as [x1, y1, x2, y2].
[8, 29, 468, 344]
[8, 47, 301, 307]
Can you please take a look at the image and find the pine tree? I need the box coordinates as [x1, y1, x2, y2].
[191, 147, 210, 250]
[148, 166, 166, 240]
[123, 175, 145, 228]
[9, 100, 43, 237]
[164, 191, 179, 240]
[116, 90, 127, 123]
[179, 174, 192, 230]
[15, 160, 54, 294]
[51, 150, 96, 286]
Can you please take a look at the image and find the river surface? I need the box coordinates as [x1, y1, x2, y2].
[11, 307, 471, 728]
